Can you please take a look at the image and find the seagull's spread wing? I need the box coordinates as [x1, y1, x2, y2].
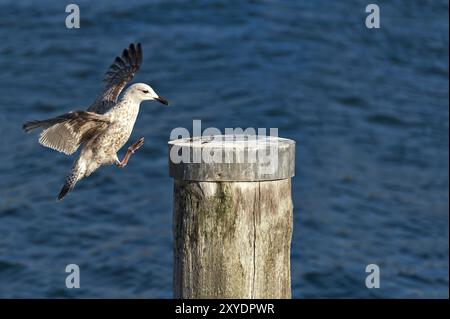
[23, 111, 111, 155]
[88, 43, 143, 114]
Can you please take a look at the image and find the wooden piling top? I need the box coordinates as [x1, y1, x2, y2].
[168, 135, 295, 182]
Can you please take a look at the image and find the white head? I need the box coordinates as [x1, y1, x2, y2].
[125, 83, 169, 105]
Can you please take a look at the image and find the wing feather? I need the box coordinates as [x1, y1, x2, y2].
[23, 111, 111, 155]
[88, 43, 143, 114]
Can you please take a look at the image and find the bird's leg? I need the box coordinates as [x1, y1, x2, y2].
[116, 137, 144, 168]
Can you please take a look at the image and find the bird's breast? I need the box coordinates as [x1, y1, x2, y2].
[99, 101, 141, 154]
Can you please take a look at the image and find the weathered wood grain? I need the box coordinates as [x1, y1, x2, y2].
[170, 135, 295, 299]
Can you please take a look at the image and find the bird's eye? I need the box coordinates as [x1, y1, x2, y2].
[142, 90, 149, 94]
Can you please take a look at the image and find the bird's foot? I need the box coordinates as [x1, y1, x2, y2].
[117, 137, 145, 168]
[128, 137, 144, 154]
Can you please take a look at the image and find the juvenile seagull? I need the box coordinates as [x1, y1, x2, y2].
[23, 43, 169, 200]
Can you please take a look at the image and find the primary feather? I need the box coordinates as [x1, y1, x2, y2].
[88, 43, 143, 114]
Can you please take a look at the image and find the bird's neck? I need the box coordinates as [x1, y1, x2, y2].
[110, 96, 141, 122]
[120, 90, 142, 104]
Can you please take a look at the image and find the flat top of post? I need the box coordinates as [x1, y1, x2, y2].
[168, 135, 295, 182]
[168, 135, 294, 149]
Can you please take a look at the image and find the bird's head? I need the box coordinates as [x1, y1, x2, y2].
[127, 83, 169, 105]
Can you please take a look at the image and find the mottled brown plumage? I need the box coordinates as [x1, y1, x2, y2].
[23, 43, 169, 200]
[89, 43, 143, 114]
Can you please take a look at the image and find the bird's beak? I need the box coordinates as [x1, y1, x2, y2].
[155, 96, 169, 106]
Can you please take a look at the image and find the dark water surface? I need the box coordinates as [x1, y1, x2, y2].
[0, 0, 448, 298]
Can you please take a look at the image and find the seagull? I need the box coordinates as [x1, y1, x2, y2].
[23, 43, 169, 200]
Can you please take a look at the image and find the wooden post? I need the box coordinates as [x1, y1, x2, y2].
[168, 135, 295, 298]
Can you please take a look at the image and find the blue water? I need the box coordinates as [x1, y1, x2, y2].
[0, 0, 448, 298]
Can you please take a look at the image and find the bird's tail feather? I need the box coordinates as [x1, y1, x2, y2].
[22, 116, 68, 133]
[58, 160, 84, 200]
[23, 119, 52, 132]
